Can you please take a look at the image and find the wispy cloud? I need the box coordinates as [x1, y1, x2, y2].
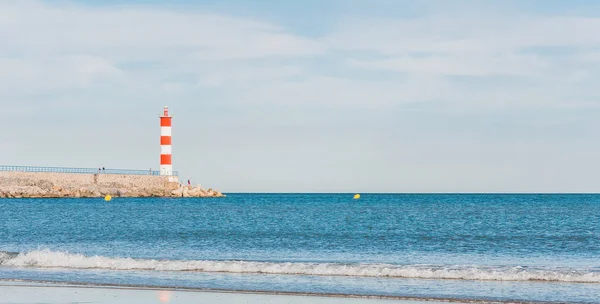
[3, 0, 600, 111]
[1, 0, 600, 192]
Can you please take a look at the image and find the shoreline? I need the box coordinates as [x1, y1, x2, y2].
[0, 284, 437, 304]
[0, 279, 560, 304]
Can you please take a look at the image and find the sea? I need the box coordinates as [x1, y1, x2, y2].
[1, 194, 600, 303]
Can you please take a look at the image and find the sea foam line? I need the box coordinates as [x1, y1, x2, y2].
[1, 250, 600, 283]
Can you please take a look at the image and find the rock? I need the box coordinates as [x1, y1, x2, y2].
[59, 188, 71, 197]
[37, 181, 54, 191]
[117, 188, 128, 197]
[105, 188, 119, 196]
[172, 187, 184, 197]
[150, 189, 164, 197]
[76, 187, 86, 197]
[188, 187, 201, 196]
[32, 186, 46, 197]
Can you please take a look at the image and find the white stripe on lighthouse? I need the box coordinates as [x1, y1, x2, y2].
[161, 127, 172, 136]
[161, 145, 172, 155]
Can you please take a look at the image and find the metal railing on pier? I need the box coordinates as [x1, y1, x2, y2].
[0, 165, 178, 177]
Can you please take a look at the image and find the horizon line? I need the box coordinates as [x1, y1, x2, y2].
[217, 192, 600, 195]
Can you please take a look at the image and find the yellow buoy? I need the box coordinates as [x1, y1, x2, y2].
[104, 195, 112, 202]
[353, 194, 360, 199]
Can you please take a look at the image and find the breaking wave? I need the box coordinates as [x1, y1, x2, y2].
[2, 250, 600, 283]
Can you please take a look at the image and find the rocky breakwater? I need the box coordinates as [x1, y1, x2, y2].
[0, 171, 224, 198]
[170, 185, 224, 198]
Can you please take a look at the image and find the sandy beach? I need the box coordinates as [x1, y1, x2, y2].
[0, 282, 451, 304]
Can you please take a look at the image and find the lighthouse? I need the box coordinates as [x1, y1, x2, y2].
[160, 106, 173, 176]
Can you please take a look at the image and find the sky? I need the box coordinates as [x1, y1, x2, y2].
[1, 0, 600, 193]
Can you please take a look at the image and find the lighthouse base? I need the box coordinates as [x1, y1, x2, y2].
[160, 165, 173, 177]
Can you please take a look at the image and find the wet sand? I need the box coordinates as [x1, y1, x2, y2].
[0, 282, 450, 304]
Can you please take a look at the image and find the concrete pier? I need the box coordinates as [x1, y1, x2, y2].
[0, 171, 224, 198]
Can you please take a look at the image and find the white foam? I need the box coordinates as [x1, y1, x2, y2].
[1, 249, 600, 283]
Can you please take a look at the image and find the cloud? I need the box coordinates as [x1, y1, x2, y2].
[3, 0, 600, 114]
[1, 0, 600, 192]
[318, 12, 600, 110]
[1, 1, 320, 58]
[347, 53, 550, 77]
[0, 0, 323, 108]
[1, 0, 324, 64]
[327, 15, 600, 54]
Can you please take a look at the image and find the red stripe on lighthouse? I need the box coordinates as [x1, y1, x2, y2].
[160, 136, 171, 145]
[160, 117, 171, 127]
[160, 154, 172, 165]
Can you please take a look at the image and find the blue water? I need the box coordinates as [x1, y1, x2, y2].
[1, 194, 600, 303]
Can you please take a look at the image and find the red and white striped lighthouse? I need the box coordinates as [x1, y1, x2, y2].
[160, 106, 173, 176]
